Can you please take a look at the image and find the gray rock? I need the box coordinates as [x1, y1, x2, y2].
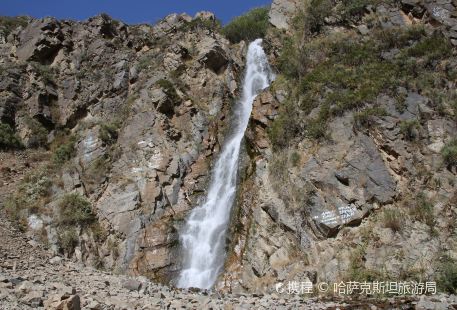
[122, 279, 142, 291]
[198, 41, 229, 74]
[113, 70, 128, 90]
[16, 18, 63, 63]
[269, 0, 299, 30]
[357, 24, 370, 35]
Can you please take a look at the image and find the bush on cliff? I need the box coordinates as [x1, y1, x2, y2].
[222, 7, 269, 43]
[272, 20, 454, 149]
[58, 193, 96, 227]
[99, 122, 120, 145]
[438, 256, 457, 294]
[0, 16, 28, 36]
[442, 138, 457, 168]
[0, 123, 22, 150]
[52, 135, 77, 165]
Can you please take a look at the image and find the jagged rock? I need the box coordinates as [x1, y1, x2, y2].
[269, 0, 300, 30]
[251, 90, 279, 127]
[44, 294, 81, 310]
[2, 0, 457, 301]
[97, 183, 141, 236]
[151, 88, 175, 115]
[16, 18, 63, 63]
[22, 290, 44, 307]
[198, 38, 229, 74]
[194, 11, 216, 21]
[87, 14, 118, 38]
[153, 13, 189, 36]
[113, 70, 128, 90]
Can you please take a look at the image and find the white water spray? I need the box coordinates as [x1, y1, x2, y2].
[177, 39, 274, 289]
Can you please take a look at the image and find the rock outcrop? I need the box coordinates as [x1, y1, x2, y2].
[1, 0, 457, 305]
[0, 12, 244, 283]
[269, 0, 300, 30]
[220, 0, 457, 296]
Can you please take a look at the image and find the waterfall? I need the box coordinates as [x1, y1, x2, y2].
[177, 39, 274, 289]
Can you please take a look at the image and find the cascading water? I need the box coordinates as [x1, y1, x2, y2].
[177, 39, 274, 289]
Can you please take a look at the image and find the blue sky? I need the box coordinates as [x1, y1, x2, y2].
[1, 0, 272, 25]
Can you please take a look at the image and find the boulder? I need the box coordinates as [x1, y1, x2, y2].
[122, 279, 142, 291]
[21, 290, 44, 307]
[44, 294, 81, 310]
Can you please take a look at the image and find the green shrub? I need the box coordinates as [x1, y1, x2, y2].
[338, 0, 379, 20]
[382, 209, 403, 232]
[274, 17, 452, 147]
[99, 122, 120, 145]
[290, 151, 301, 167]
[305, 0, 333, 33]
[373, 25, 426, 49]
[180, 17, 221, 32]
[405, 34, 452, 64]
[353, 107, 387, 129]
[306, 118, 328, 140]
[277, 38, 308, 79]
[299, 47, 399, 116]
[53, 136, 76, 165]
[3, 197, 28, 230]
[2, 167, 52, 230]
[399, 119, 420, 141]
[346, 245, 383, 283]
[57, 228, 79, 254]
[0, 123, 22, 149]
[441, 138, 457, 168]
[156, 79, 179, 102]
[58, 193, 96, 227]
[20, 168, 53, 201]
[222, 7, 269, 43]
[30, 62, 56, 84]
[438, 256, 457, 294]
[395, 91, 408, 113]
[24, 117, 48, 148]
[137, 53, 155, 71]
[0, 16, 28, 36]
[451, 100, 457, 121]
[268, 99, 301, 149]
[91, 222, 108, 242]
[410, 193, 435, 228]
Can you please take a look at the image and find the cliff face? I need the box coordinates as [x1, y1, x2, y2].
[220, 0, 457, 293]
[1, 0, 457, 297]
[0, 12, 246, 283]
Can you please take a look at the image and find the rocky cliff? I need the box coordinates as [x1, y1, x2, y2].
[1, 0, 457, 306]
[0, 11, 246, 284]
[221, 0, 457, 295]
